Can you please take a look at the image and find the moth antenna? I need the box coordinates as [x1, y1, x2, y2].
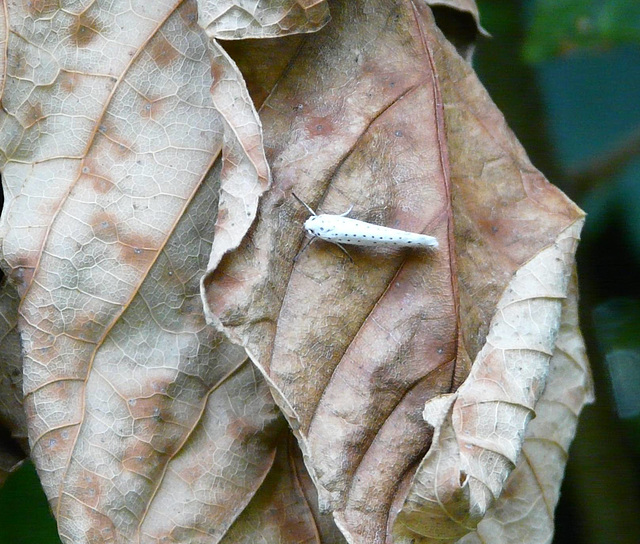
[339, 204, 354, 217]
[292, 192, 317, 216]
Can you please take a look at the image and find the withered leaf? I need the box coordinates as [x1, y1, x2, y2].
[202, 1, 590, 543]
[0, 1, 293, 542]
[454, 272, 593, 544]
[393, 227, 587, 543]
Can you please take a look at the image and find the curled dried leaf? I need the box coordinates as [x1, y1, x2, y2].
[204, 40, 271, 274]
[197, 0, 331, 39]
[394, 221, 586, 542]
[454, 271, 594, 544]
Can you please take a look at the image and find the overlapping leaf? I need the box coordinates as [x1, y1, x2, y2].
[202, 1, 590, 543]
[0, 1, 295, 542]
[391, 20, 593, 542]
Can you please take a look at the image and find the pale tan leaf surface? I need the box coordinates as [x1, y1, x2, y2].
[0, 0, 223, 498]
[203, 1, 586, 543]
[197, 0, 330, 39]
[0, 1, 294, 542]
[137, 361, 286, 543]
[455, 271, 594, 544]
[26, 160, 274, 543]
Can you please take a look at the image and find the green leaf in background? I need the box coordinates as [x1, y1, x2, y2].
[524, 0, 640, 62]
[593, 298, 640, 351]
[0, 461, 60, 544]
[593, 299, 640, 454]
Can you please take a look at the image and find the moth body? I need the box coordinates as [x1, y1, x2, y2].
[304, 215, 438, 249]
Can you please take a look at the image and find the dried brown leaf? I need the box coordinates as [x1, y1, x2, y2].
[202, 1, 589, 543]
[0, 0, 592, 542]
[220, 431, 348, 544]
[204, 39, 271, 274]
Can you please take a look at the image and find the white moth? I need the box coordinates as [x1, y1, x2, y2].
[293, 193, 438, 260]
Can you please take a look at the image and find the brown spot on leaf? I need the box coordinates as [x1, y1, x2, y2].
[150, 34, 180, 68]
[66, 309, 105, 344]
[91, 211, 118, 243]
[214, 206, 229, 227]
[10, 261, 35, 295]
[113, 140, 134, 157]
[140, 99, 163, 120]
[127, 394, 170, 420]
[65, 468, 104, 508]
[306, 115, 336, 137]
[94, 123, 135, 158]
[58, 71, 81, 93]
[210, 61, 225, 86]
[119, 243, 158, 269]
[178, 0, 199, 27]
[8, 49, 28, 79]
[122, 439, 166, 480]
[70, 13, 102, 48]
[226, 417, 260, 445]
[26, 102, 44, 126]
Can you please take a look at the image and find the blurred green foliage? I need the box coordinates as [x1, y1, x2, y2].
[0, 461, 60, 544]
[593, 299, 640, 454]
[524, 0, 640, 62]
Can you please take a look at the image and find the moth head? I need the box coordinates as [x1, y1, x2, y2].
[304, 215, 334, 237]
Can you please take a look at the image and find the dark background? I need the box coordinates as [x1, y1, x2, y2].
[1, 1, 640, 543]
[475, 1, 640, 543]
